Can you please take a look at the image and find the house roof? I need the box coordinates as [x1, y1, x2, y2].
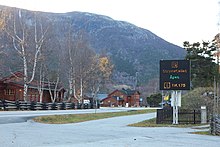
[120, 88, 140, 96]
[0, 71, 23, 82]
[101, 88, 140, 102]
[97, 94, 108, 100]
[108, 89, 140, 97]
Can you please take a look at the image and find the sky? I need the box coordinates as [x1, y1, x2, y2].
[0, 0, 219, 47]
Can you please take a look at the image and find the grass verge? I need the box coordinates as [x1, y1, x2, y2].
[33, 109, 156, 124]
[191, 131, 211, 136]
[128, 118, 207, 128]
[129, 118, 214, 136]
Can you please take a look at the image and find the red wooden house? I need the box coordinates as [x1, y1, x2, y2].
[0, 71, 65, 103]
[101, 89, 140, 107]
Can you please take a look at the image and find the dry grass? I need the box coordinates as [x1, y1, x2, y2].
[190, 131, 211, 136]
[128, 118, 207, 128]
[33, 109, 156, 124]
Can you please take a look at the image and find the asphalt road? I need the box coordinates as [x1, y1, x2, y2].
[0, 108, 219, 147]
[0, 107, 149, 124]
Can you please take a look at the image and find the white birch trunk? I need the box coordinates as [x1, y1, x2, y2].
[23, 83, 28, 102]
[48, 75, 60, 103]
[22, 44, 28, 102]
[7, 10, 47, 102]
[38, 65, 45, 103]
[80, 77, 83, 103]
[67, 33, 74, 101]
[73, 78, 77, 101]
[68, 67, 73, 101]
[48, 80, 54, 103]
[53, 76, 59, 103]
[39, 91, 43, 103]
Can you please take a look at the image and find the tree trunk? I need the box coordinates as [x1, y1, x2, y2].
[80, 77, 83, 100]
[53, 76, 59, 103]
[23, 49, 28, 102]
[68, 67, 73, 101]
[23, 83, 28, 102]
[38, 67, 45, 103]
[39, 90, 43, 103]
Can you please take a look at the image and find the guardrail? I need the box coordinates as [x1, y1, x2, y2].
[210, 116, 220, 136]
[0, 99, 99, 111]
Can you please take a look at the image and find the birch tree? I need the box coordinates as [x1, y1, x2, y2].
[44, 35, 63, 103]
[47, 73, 60, 103]
[47, 54, 61, 103]
[65, 30, 95, 103]
[37, 63, 46, 103]
[74, 33, 95, 104]
[89, 56, 113, 103]
[65, 28, 76, 101]
[5, 9, 48, 101]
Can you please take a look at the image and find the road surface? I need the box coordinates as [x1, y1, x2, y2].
[0, 108, 219, 147]
[0, 107, 150, 124]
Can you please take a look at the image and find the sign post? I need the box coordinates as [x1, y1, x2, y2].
[171, 90, 181, 124]
[160, 60, 190, 124]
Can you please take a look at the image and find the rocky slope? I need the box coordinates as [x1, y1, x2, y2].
[0, 6, 186, 86]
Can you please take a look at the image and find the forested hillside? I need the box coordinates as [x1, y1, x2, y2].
[0, 6, 186, 94]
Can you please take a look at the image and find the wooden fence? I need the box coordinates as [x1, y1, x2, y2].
[156, 107, 173, 124]
[0, 99, 99, 111]
[156, 107, 201, 124]
[210, 116, 220, 136]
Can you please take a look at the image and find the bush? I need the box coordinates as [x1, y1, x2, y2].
[147, 93, 162, 107]
[182, 87, 213, 115]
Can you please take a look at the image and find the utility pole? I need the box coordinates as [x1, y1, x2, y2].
[214, 32, 220, 116]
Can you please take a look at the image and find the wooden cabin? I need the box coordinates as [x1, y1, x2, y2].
[0, 71, 65, 103]
[101, 89, 140, 107]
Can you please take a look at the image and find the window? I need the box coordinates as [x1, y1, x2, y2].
[5, 89, 15, 95]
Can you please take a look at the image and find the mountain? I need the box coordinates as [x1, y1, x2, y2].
[0, 6, 186, 87]
[47, 11, 186, 84]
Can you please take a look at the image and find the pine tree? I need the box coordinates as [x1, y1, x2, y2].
[183, 41, 218, 88]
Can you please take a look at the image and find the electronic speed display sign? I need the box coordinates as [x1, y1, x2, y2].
[160, 60, 190, 90]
